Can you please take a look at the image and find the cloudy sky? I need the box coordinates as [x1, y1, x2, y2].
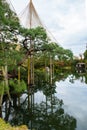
[10, 0, 87, 56]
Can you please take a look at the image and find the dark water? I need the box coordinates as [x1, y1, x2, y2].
[1, 73, 87, 130]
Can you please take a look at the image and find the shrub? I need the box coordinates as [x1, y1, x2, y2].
[0, 118, 28, 130]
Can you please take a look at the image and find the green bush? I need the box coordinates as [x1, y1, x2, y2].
[0, 118, 28, 130]
[9, 79, 27, 93]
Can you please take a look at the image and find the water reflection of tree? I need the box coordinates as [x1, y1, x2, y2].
[0, 71, 77, 130]
[69, 73, 87, 84]
[34, 98, 76, 130]
[1, 85, 76, 130]
[55, 69, 87, 85]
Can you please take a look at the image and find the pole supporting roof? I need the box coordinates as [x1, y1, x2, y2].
[30, 0, 32, 3]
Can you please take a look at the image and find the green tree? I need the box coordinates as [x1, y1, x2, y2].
[84, 50, 87, 60]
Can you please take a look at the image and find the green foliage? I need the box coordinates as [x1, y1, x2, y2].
[0, 0, 25, 67]
[0, 82, 4, 95]
[20, 26, 47, 40]
[84, 50, 87, 60]
[4, 85, 9, 93]
[0, 118, 11, 130]
[0, 118, 28, 130]
[0, 81, 9, 95]
[0, 0, 74, 100]
[0, 0, 20, 28]
[9, 79, 27, 93]
[0, 43, 24, 67]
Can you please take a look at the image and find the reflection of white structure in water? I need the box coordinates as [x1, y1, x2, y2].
[76, 63, 86, 73]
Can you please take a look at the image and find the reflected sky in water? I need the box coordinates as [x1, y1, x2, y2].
[20, 74, 87, 130]
[34, 91, 45, 104]
[55, 75, 87, 130]
[1, 73, 87, 130]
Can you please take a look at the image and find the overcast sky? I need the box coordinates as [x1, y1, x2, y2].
[10, 0, 87, 56]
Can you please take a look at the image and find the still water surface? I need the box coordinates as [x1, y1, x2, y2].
[34, 74, 87, 130]
[55, 75, 87, 130]
[2, 73, 87, 130]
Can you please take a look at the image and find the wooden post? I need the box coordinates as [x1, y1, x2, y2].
[28, 56, 30, 86]
[0, 81, 4, 107]
[18, 66, 21, 106]
[29, 0, 32, 28]
[0, 96, 3, 107]
[32, 54, 34, 85]
[51, 93, 53, 114]
[3, 66, 11, 102]
[53, 62, 54, 79]
[50, 56, 53, 85]
[31, 54, 34, 85]
[18, 66, 20, 84]
[30, 0, 32, 3]
[28, 56, 30, 109]
[30, 55, 32, 85]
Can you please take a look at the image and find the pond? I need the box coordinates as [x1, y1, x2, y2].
[1, 72, 87, 130]
[55, 74, 87, 130]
